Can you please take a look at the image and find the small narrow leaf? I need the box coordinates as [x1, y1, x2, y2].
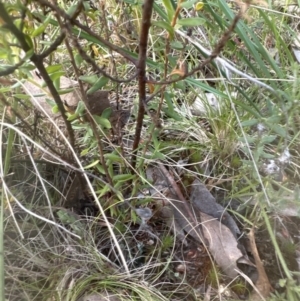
[46, 98, 56, 107]
[96, 164, 105, 175]
[98, 184, 111, 197]
[104, 153, 122, 162]
[162, 0, 175, 22]
[241, 119, 258, 127]
[58, 88, 75, 95]
[260, 135, 277, 144]
[13, 94, 31, 100]
[81, 148, 89, 156]
[170, 40, 184, 49]
[52, 105, 59, 114]
[32, 15, 51, 37]
[152, 20, 175, 39]
[67, 112, 79, 121]
[87, 77, 109, 95]
[180, 0, 199, 9]
[177, 17, 205, 27]
[79, 74, 98, 85]
[101, 107, 113, 119]
[49, 71, 65, 82]
[113, 174, 135, 182]
[75, 54, 83, 67]
[94, 115, 111, 129]
[67, 4, 78, 16]
[75, 101, 85, 114]
[46, 64, 62, 74]
[84, 160, 100, 169]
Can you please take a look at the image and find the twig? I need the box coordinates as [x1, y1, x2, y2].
[35, 0, 138, 66]
[40, 33, 66, 59]
[248, 228, 272, 300]
[0, 2, 75, 147]
[158, 163, 208, 245]
[70, 35, 138, 83]
[130, 0, 154, 170]
[0, 94, 64, 157]
[63, 19, 113, 187]
[147, 0, 251, 86]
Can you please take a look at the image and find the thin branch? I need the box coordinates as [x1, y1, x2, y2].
[63, 19, 113, 187]
[35, 0, 138, 66]
[70, 35, 138, 83]
[158, 164, 207, 245]
[130, 0, 154, 170]
[39, 0, 84, 59]
[40, 32, 66, 59]
[148, 2, 251, 86]
[0, 94, 64, 157]
[0, 2, 75, 147]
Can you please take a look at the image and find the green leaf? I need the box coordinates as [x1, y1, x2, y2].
[151, 151, 166, 160]
[24, 34, 34, 49]
[57, 209, 77, 224]
[163, 92, 182, 121]
[46, 64, 62, 74]
[53, 78, 60, 90]
[67, 4, 78, 16]
[46, 98, 56, 107]
[56, 209, 84, 236]
[80, 148, 89, 156]
[87, 76, 109, 95]
[162, 0, 175, 22]
[177, 17, 205, 27]
[93, 115, 111, 129]
[101, 107, 113, 119]
[181, 0, 199, 9]
[113, 174, 135, 182]
[84, 160, 100, 169]
[170, 40, 184, 50]
[13, 94, 31, 100]
[187, 78, 227, 97]
[152, 21, 174, 39]
[22, 49, 34, 61]
[269, 124, 287, 138]
[217, 0, 283, 84]
[31, 15, 51, 37]
[241, 119, 258, 127]
[52, 105, 59, 114]
[238, 135, 256, 143]
[260, 135, 277, 144]
[79, 74, 98, 85]
[98, 184, 111, 197]
[0, 87, 11, 93]
[67, 112, 79, 121]
[58, 88, 75, 95]
[96, 164, 105, 175]
[279, 279, 287, 287]
[75, 101, 85, 114]
[49, 71, 65, 82]
[75, 54, 83, 67]
[261, 151, 274, 159]
[232, 98, 261, 119]
[104, 153, 122, 162]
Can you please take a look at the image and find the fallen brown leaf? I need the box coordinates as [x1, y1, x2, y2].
[248, 228, 272, 300]
[201, 212, 243, 278]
